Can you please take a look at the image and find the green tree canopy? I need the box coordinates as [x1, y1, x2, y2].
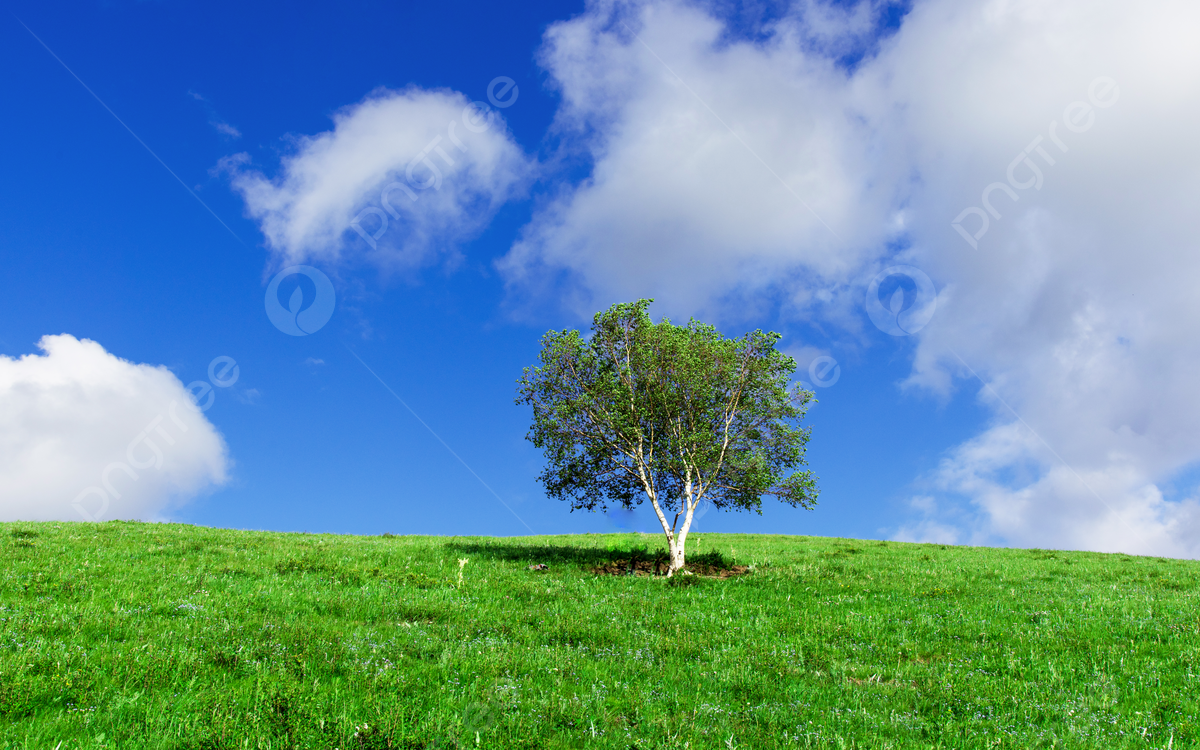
[516, 299, 817, 575]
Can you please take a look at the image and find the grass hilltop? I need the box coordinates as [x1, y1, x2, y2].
[1, 522, 1197, 748]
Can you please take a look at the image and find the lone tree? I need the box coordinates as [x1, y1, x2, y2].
[516, 299, 818, 576]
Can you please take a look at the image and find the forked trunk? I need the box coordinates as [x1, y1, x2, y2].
[645, 480, 700, 577]
[662, 499, 697, 577]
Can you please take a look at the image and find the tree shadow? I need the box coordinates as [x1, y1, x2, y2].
[443, 540, 734, 575]
[443, 541, 629, 567]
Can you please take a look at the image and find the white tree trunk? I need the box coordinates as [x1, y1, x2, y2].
[649, 478, 700, 577]
[668, 538, 686, 575]
[669, 498, 697, 576]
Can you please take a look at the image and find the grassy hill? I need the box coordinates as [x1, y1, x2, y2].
[1, 521, 1197, 749]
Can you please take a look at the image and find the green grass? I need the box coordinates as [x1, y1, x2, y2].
[1, 521, 1198, 749]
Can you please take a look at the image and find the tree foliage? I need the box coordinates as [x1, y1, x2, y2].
[516, 299, 817, 573]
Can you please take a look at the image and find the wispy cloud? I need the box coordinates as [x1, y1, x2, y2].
[190, 90, 242, 140]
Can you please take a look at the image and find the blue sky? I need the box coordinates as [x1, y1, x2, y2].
[2, 0, 1197, 555]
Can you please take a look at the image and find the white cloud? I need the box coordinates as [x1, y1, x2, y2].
[500, 0, 897, 322]
[228, 86, 531, 274]
[189, 90, 243, 140]
[0, 335, 230, 522]
[880, 0, 1200, 556]
[502, 0, 1200, 555]
[213, 121, 242, 139]
[892, 500, 963, 546]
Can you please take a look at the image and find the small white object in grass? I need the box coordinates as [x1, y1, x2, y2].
[457, 558, 469, 586]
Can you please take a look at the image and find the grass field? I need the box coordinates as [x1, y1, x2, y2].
[1, 521, 1197, 749]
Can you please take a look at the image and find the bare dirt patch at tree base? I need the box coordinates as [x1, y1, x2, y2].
[591, 557, 751, 579]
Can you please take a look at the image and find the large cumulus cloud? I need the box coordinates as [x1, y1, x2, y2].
[499, 0, 899, 322]
[0, 335, 230, 522]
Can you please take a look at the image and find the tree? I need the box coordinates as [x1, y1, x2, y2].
[516, 299, 818, 576]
